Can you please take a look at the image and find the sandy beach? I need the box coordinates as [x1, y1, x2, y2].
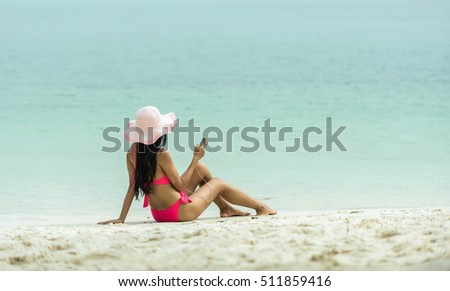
[1, 208, 449, 271]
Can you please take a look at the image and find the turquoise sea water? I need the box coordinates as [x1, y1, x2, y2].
[0, 0, 449, 225]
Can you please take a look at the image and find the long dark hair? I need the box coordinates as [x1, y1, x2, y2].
[134, 134, 167, 200]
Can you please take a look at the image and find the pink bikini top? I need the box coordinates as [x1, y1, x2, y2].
[142, 175, 171, 208]
[153, 175, 171, 185]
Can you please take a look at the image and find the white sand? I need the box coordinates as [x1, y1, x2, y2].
[1, 208, 449, 270]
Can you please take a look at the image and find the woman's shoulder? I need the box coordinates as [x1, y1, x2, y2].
[126, 143, 137, 158]
[158, 149, 170, 158]
[157, 149, 172, 163]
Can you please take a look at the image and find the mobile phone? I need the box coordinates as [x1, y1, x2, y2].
[200, 137, 207, 147]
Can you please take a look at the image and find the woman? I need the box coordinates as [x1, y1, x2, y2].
[99, 106, 276, 224]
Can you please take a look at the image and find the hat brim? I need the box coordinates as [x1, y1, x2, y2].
[123, 112, 177, 145]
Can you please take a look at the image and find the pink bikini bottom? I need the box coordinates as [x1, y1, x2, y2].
[147, 191, 192, 222]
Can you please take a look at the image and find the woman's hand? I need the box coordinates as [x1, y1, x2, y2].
[193, 141, 207, 161]
[98, 218, 124, 225]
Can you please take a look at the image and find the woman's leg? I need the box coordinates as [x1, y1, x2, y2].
[180, 162, 250, 217]
[178, 177, 276, 221]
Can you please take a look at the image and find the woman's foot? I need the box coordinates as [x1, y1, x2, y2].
[256, 204, 277, 216]
[220, 206, 251, 218]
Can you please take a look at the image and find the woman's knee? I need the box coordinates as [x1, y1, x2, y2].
[210, 177, 222, 183]
[209, 177, 227, 191]
[197, 162, 212, 180]
[197, 161, 209, 172]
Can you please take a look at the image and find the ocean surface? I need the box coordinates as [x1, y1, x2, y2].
[0, 0, 449, 226]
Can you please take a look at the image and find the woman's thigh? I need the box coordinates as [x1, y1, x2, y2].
[178, 178, 223, 221]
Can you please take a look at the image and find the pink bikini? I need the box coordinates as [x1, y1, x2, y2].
[134, 148, 192, 222]
[142, 175, 192, 222]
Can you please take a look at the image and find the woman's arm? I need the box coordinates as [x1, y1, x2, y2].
[98, 152, 135, 224]
[159, 144, 206, 193]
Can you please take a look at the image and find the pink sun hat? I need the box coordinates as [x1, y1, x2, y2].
[123, 106, 177, 145]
